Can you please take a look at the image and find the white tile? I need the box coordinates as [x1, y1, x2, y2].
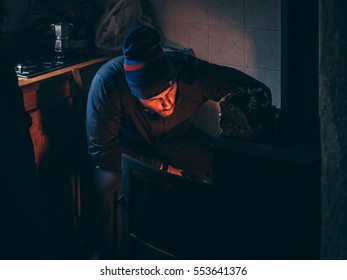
[245, 67, 281, 108]
[157, 20, 176, 46]
[209, 0, 245, 27]
[175, 0, 209, 24]
[147, 0, 176, 22]
[245, 29, 280, 70]
[245, 0, 281, 30]
[209, 25, 245, 66]
[175, 23, 209, 60]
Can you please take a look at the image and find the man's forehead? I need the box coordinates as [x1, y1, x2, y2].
[145, 82, 176, 100]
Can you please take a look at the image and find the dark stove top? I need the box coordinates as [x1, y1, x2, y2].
[14, 49, 102, 78]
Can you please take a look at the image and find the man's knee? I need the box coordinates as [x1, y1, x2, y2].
[95, 167, 121, 195]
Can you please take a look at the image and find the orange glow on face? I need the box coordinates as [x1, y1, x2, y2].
[140, 81, 177, 118]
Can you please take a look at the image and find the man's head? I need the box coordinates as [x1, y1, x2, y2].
[122, 26, 177, 118]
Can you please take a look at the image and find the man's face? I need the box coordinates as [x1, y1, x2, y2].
[139, 81, 177, 118]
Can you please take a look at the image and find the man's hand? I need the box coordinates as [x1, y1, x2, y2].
[167, 165, 183, 176]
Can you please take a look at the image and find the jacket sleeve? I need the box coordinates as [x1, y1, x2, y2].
[194, 56, 271, 102]
[86, 74, 162, 172]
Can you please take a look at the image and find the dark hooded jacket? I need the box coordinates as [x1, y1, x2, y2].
[86, 52, 269, 171]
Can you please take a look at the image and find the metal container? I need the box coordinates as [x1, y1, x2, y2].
[51, 23, 74, 52]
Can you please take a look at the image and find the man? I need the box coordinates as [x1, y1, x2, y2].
[86, 25, 270, 258]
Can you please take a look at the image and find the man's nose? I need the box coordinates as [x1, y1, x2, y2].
[161, 101, 170, 109]
[161, 97, 172, 108]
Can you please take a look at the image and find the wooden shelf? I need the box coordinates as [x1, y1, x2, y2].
[18, 56, 113, 87]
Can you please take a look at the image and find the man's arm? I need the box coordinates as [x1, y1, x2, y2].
[195, 57, 271, 102]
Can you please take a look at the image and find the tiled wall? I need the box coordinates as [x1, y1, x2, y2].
[145, 0, 281, 135]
